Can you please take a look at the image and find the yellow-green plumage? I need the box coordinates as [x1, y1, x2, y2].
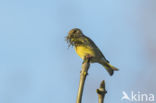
[66, 28, 118, 76]
[75, 46, 96, 60]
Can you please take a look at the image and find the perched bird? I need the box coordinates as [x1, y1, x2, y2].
[66, 28, 118, 76]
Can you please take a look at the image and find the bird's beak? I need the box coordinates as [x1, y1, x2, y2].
[66, 34, 71, 43]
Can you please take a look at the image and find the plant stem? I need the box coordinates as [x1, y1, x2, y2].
[76, 57, 90, 103]
[96, 80, 107, 103]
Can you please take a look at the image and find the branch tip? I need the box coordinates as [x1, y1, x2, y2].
[97, 80, 107, 103]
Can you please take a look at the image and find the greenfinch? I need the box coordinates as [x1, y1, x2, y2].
[66, 28, 118, 76]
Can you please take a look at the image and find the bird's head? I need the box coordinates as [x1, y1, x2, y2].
[66, 28, 83, 47]
[67, 28, 83, 38]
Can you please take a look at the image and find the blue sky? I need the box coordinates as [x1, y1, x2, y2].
[0, 0, 155, 103]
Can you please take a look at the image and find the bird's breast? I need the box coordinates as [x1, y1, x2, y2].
[75, 46, 95, 60]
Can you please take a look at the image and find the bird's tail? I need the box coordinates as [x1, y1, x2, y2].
[99, 59, 119, 76]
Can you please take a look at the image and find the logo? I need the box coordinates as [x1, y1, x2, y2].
[121, 91, 155, 102]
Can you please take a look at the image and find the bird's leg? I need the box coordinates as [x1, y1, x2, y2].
[86, 54, 93, 59]
[81, 54, 92, 76]
[82, 54, 92, 64]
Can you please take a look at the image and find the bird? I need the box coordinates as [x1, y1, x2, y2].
[66, 28, 118, 76]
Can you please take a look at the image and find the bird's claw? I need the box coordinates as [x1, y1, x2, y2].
[85, 54, 93, 59]
[82, 54, 92, 64]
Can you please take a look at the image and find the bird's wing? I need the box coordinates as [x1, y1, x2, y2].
[83, 35, 109, 63]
